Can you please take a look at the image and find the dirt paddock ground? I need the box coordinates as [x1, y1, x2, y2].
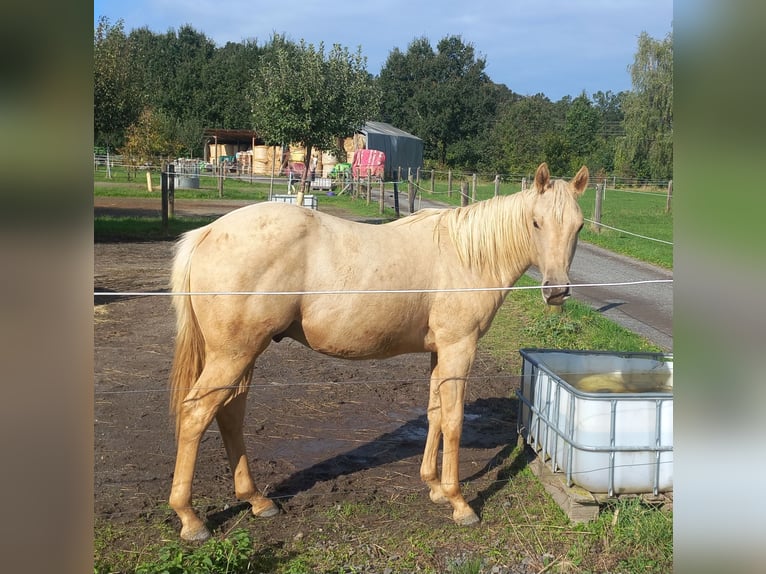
[94, 236, 522, 555]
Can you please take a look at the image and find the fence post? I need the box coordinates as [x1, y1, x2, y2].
[366, 168, 371, 205]
[494, 174, 500, 196]
[393, 180, 400, 218]
[408, 169, 415, 214]
[217, 166, 224, 198]
[430, 169, 434, 194]
[379, 178, 384, 214]
[592, 182, 603, 233]
[460, 180, 469, 207]
[168, 163, 175, 219]
[471, 173, 477, 202]
[447, 169, 453, 198]
[161, 164, 168, 233]
[666, 180, 673, 213]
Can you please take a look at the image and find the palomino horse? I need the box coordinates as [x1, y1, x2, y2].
[168, 162, 588, 541]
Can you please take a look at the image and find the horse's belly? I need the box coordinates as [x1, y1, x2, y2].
[291, 317, 428, 359]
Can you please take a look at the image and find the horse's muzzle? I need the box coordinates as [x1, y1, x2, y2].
[542, 281, 570, 305]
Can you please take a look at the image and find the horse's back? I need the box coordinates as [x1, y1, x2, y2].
[181, 202, 449, 357]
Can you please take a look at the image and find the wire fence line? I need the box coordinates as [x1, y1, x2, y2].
[95, 156, 673, 246]
[93, 279, 672, 300]
[403, 177, 673, 246]
[94, 154, 672, 190]
[583, 219, 673, 245]
[96, 371, 517, 397]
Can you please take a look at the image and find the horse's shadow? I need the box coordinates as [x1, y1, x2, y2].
[207, 395, 524, 529]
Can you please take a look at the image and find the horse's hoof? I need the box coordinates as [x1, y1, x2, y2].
[252, 500, 279, 518]
[180, 525, 211, 542]
[453, 509, 480, 526]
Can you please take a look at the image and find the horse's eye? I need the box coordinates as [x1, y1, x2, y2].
[533, 219, 540, 229]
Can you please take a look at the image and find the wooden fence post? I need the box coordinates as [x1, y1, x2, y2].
[666, 180, 673, 213]
[447, 169, 453, 198]
[393, 180, 400, 218]
[161, 164, 168, 233]
[168, 163, 175, 219]
[494, 174, 500, 196]
[366, 168, 371, 205]
[408, 170, 415, 214]
[379, 178, 384, 214]
[217, 166, 224, 198]
[471, 173, 477, 202]
[460, 180, 468, 207]
[592, 182, 603, 233]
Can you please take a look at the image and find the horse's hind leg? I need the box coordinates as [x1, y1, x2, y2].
[216, 391, 279, 518]
[169, 354, 254, 542]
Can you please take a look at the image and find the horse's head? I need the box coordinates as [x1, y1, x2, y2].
[527, 162, 588, 305]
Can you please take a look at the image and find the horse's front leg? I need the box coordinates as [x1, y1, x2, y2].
[420, 345, 479, 525]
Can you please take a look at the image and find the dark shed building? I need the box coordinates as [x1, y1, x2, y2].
[359, 121, 423, 180]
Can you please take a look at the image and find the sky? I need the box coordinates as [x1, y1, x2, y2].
[93, 0, 673, 101]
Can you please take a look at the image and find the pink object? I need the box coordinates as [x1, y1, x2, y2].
[351, 149, 385, 178]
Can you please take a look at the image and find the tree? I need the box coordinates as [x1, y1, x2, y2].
[482, 93, 558, 175]
[565, 92, 600, 172]
[202, 40, 265, 128]
[589, 90, 625, 175]
[93, 17, 142, 165]
[176, 115, 205, 158]
[121, 106, 181, 176]
[616, 31, 673, 180]
[378, 35, 496, 168]
[249, 37, 380, 194]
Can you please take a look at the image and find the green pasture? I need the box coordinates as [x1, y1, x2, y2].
[410, 175, 673, 269]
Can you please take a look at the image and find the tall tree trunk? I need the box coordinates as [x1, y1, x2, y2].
[296, 143, 313, 207]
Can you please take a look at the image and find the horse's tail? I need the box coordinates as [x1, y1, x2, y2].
[169, 227, 211, 439]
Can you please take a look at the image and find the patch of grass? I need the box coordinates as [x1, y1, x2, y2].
[318, 191, 399, 221]
[131, 528, 254, 574]
[94, 216, 216, 242]
[480, 275, 661, 370]
[577, 187, 673, 269]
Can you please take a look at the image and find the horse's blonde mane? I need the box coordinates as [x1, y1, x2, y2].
[438, 180, 575, 280]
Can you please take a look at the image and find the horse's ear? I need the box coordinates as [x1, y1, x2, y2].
[570, 165, 589, 197]
[534, 163, 550, 193]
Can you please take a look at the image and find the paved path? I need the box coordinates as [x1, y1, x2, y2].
[525, 243, 673, 351]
